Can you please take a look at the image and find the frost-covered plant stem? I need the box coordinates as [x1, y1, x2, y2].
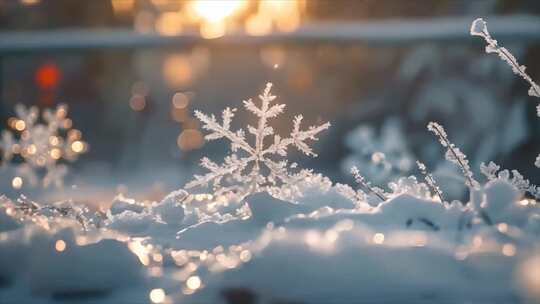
[471, 18, 540, 168]
[470, 18, 540, 98]
[351, 166, 386, 201]
[416, 161, 444, 203]
[427, 122, 479, 190]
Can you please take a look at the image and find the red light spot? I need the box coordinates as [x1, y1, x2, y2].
[35, 63, 61, 90]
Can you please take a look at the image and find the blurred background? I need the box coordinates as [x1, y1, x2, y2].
[1, 0, 539, 205]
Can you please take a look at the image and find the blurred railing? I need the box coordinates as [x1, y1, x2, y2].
[1, 15, 539, 53]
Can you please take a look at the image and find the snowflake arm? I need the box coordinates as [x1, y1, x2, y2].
[194, 109, 253, 154]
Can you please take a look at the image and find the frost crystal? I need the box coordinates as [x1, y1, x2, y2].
[480, 161, 540, 198]
[3, 195, 99, 230]
[0, 104, 87, 188]
[186, 83, 330, 196]
[388, 176, 431, 200]
[427, 122, 479, 189]
[471, 18, 540, 168]
[470, 18, 540, 99]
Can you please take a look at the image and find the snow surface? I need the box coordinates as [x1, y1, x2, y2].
[1, 175, 539, 303]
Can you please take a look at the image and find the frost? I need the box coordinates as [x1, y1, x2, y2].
[186, 83, 330, 196]
[416, 161, 444, 202]
[470, 18, 540, 99]
[350, 166, 386, 203]
[471, 18, 540, 170]
[2, 195, 100, 230]
[0, 104, 87, 188]
[387, 176, 431, 200]
[480, 161, 540, 198]
[427, 122, 479, 189]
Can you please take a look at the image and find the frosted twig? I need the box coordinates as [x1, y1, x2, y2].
[416, 161, 444, 203]
[471, 18, 540, 168]
[351, 166, 386, 201]
[471, 18, 540, 98]
[427, 122, 479, 189]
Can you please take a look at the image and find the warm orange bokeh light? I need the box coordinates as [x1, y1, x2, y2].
[35, 63, 61, 90]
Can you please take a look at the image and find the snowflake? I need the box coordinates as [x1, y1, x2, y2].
[0, 104, 87, 189]
[185, 83, 330, 196]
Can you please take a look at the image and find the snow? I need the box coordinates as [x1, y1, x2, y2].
[1, 168, 539, 304]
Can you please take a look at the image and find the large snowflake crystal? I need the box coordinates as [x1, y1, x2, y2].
[0, 104, 87, 188]
[186, 83, 330, 196]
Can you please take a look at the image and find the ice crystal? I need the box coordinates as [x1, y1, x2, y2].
[480, 161, 540, 198]
[427, 122, 479, 189]
[186, 83, 330, 196]
[416, 161, 444, 202]
[0, 104, 87, 188]
[388, 176, 431, 200]
[3, 195, 98, 230]
[470, 18, 540, 99]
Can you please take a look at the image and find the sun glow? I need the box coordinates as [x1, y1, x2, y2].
[191, 0, 246, 23]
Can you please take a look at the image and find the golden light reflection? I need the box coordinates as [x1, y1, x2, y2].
[163, 55, 193, 88]
[111, 0, 134, 15]
[497, 222, 508, 233]
[149, 288, 166, 303]
[55, 239, 67, 252]
[50, 148, 62, 160]
[20, 0, 40, 6]
[172, 92, 190, 109]
[134, 11, 155, 33]
[502, 243, 516, 257]
[373, 233, 385, 244]
[517, 254, 540, 300]
[71, 141, 85, 153]
[156, 12, 183, 36]
[14, 120, 26, 131]
[245, 14, 272, 36]
[186, 275, 202, 290]
[12, 177, 23, 189]
[177, 129, 204, 151]
[191, 0, 246, 23]
[200, 21, 226, 39]
[128, 241, 150, 266]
